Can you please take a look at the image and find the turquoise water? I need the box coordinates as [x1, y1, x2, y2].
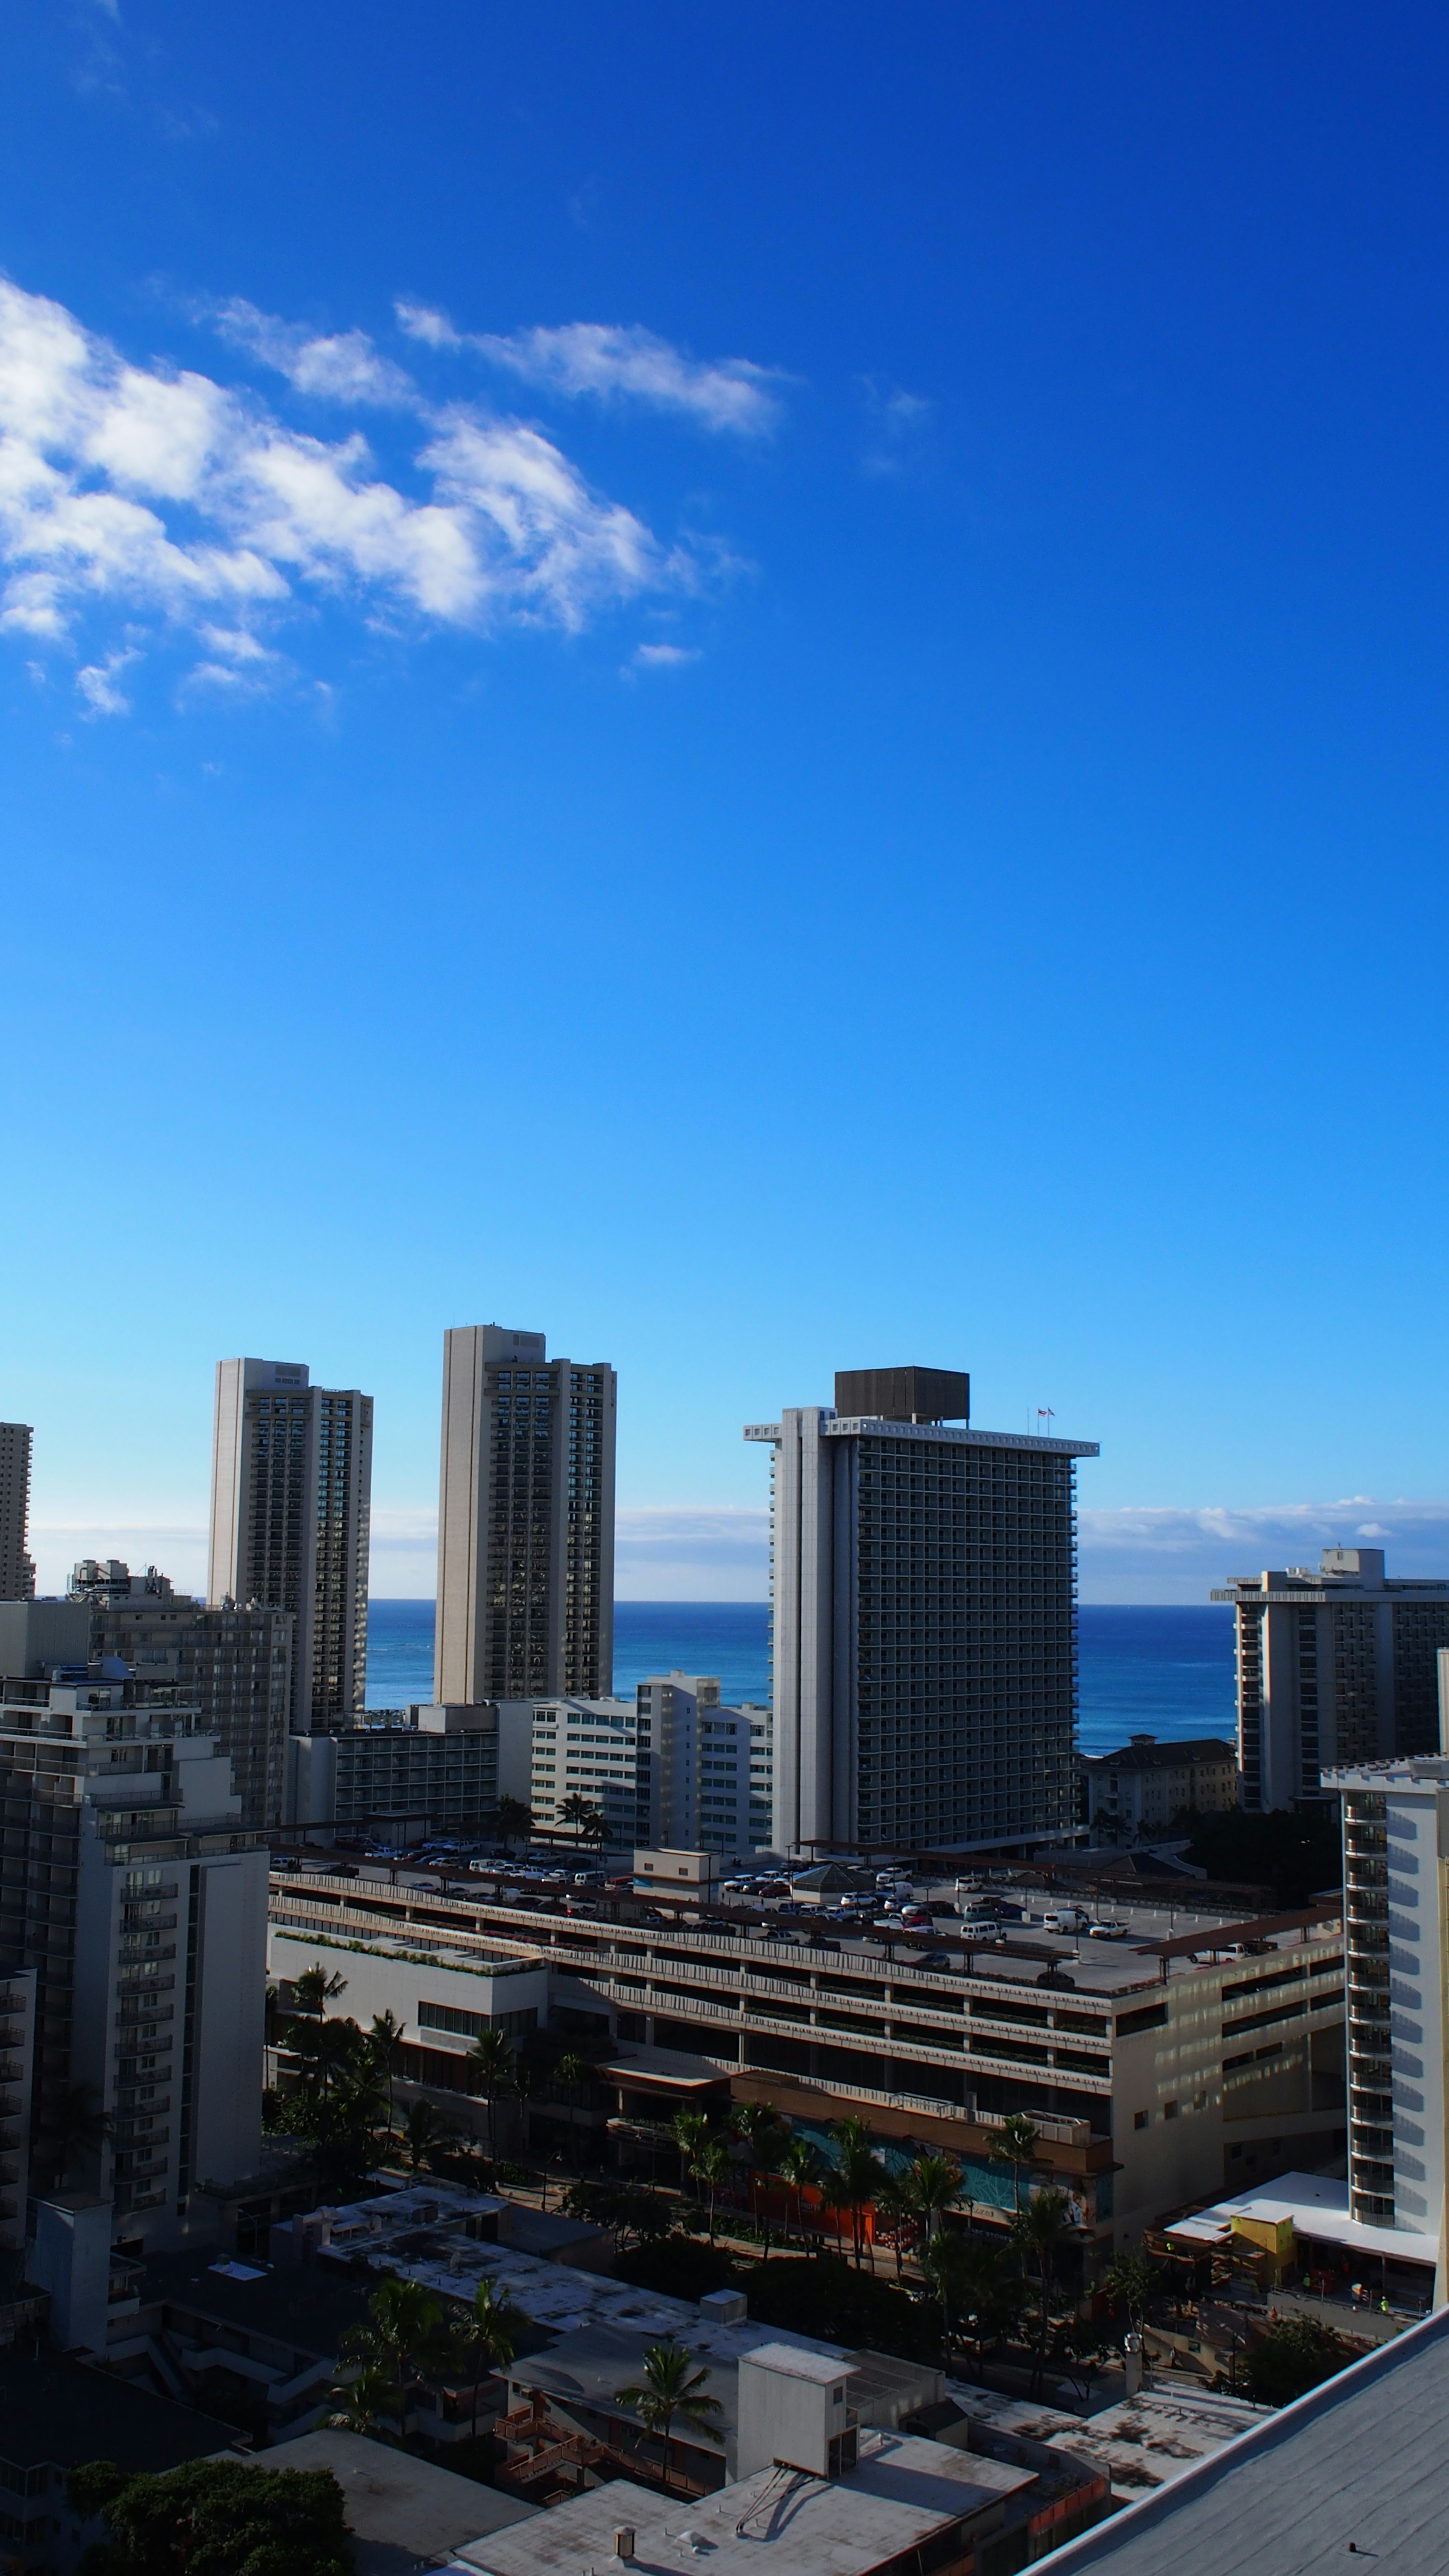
[367, 1599, 1235, 1756]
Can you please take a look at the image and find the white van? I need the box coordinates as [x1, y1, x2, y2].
[1041, 1907, 1089, 1935]
[960, 1914, 1001, 1939]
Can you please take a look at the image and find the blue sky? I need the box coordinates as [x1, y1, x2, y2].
[5, 2, 1449, 1602]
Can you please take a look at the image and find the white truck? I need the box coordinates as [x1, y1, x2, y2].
[1040, 1905, 1089, 1935]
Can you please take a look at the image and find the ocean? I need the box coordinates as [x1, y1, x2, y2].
[366, 1599, 1236, 1755]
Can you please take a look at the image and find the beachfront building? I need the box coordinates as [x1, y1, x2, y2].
[1214, 1547, 1449, 1812]
[208, 1358, 372, 1735]
[747, 1366, 1097, 1855]
[434, 1327, 616, 1710]
[74, 1560, 293, 1833]
[1081, 1735, 1239, 1842]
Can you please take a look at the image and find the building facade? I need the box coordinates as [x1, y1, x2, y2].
[1323, 1748, 1449, 2285]
[748, 1368, 1097, 1855]
[0, 1424, 35, 1604]
[434, 1327, 616, 1707]
[521, 1695, 656, 1848]
[0, 1661, 267, 2250]
[1081, 1736, 1239, 1842]
[635, 1673, 773, 1855]
[72, 1561, 293, 1832]
[208, 1358, 372, 1735]
[1214, 1548, 1449, 1812]
[287, 1702, 503, 1840]
[266, 1862, 1345, 2252]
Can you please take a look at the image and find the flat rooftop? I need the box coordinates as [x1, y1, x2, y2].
[457, 2432, 1032, 2576]
[244, 2428, 534, 2576]
[1022, 2304, 1449, 2576]
[1163, 2171, 1437, 2271]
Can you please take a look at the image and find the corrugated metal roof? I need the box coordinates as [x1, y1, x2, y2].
[1033, 2305, 1449, 2575]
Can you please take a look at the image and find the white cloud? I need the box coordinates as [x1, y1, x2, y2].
[75, 645, 139, 715]
[398, 306, 784, 436]
[1078, 1496, 1449, 1603]
[209, 298, 418, 407]
[860, 377, 936, 477]
[0, 275, 686, 691]
[628, 641, 700, 671]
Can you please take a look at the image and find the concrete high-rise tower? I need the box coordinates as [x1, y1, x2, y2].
[208, 1359, 372, 1732]
[435, 1326, 615, 1705]
[0, 1425, 35, 1603]
[747, 1366, 1098, 1855]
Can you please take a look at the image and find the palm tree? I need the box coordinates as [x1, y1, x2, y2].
[829, 2118, 881, 2268]
[778, 2135, 821, 2245]
[38, 2082, 112, 2188]
[557, 1792, 606, 1850]
[989, 2114, 1043, 2218]
[614, 2340, 724, 2491]
[326, 2360, 401, 2441]
[400, 2096, 450, 2174]
[690, 2135, 733, 2244]
[1103, 2248, 1157, 2338]
[872, 2170, 917, 2281]
[294, 1963, 347, 2020]
[670, 2107, 709, 2193]
[731, 2104, 786, 2254]
[494, 1794, 532, 1852]
[512, 2054, 538, 2163]
[448, 2276, 519, 2442]
[1011, 2186, 1074, 2396]
[469, 2025, 515, 2161]
[369, 2010, 405, 2127]
[904, 2151, 961, 2244]
[924, 2228, 1003, 2371]
[338, 2276, 444, 2436]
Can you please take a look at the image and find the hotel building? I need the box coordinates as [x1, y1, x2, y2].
[747, 1367, 1097, 1855]
[208, 1358, 373, 1735]
[1214, 1548, 1449, 1812]
[0, 1424, 35, 1604]
[434, 1327, 616, 1706]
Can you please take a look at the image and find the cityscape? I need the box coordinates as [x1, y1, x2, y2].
[0, 1326, 1447, 2568]
[5, 4, 1449, 2570]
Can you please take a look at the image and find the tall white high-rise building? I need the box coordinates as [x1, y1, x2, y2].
[747, 1366, 1098, 1856]
[0, 1424, 35, 1603]
[208, 1359, 372, 1733]
[434, 1326, 616, 1705]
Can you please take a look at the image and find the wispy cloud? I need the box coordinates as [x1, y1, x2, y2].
[860, 376, 936, 477]
[75, 643, 139, 715]
[208, 297, 418, 407]
[397, 306, 785, 437]
[0, 276, 692, 703]
[627, 640, 701, 672]
[1079, 1496, 1449, 1603]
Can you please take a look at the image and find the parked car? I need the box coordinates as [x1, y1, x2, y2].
[960, 1914, 1002, 1938]
[1088, 1918, 1130, 1940]
[912, 1948, 955, 1969]
[1040, 1907, 1089, 1935]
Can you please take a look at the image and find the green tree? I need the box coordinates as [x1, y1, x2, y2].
[731, 2104, 788, 2256]
[691, 2135, 733, 2244]
[369, 2009, 405, 2126]
[325, 2358, 401, 2440]
[904, 2151, 962, 2242]
[1244, 2314, 1350, 2407]
[446, 2276, 519, 2442]
[399, 2096, 451, 2175]
[292, 1963, 347, 2020]
[830, 2118, 883, 2269]
[493, 1794, 532, 1851]
[69, 2457, 349, 2576]
[872, 2170, 917, 2281]
[670, 2107, 709, 2193]
[557, 1792, 606, 1849]
[614, 2339, 724, 2491]
[779, 2135, 822, 2245]
[335, 2275, 445, 2436]
[469, 2025, 515, 2160]
[1011, 2185, 1074, 2396]
[1102, 2249, 1158, 2336]
[989, 2115, 1044, 2217]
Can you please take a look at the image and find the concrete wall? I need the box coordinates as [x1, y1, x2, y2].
[191, 1852, 268, 2194]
